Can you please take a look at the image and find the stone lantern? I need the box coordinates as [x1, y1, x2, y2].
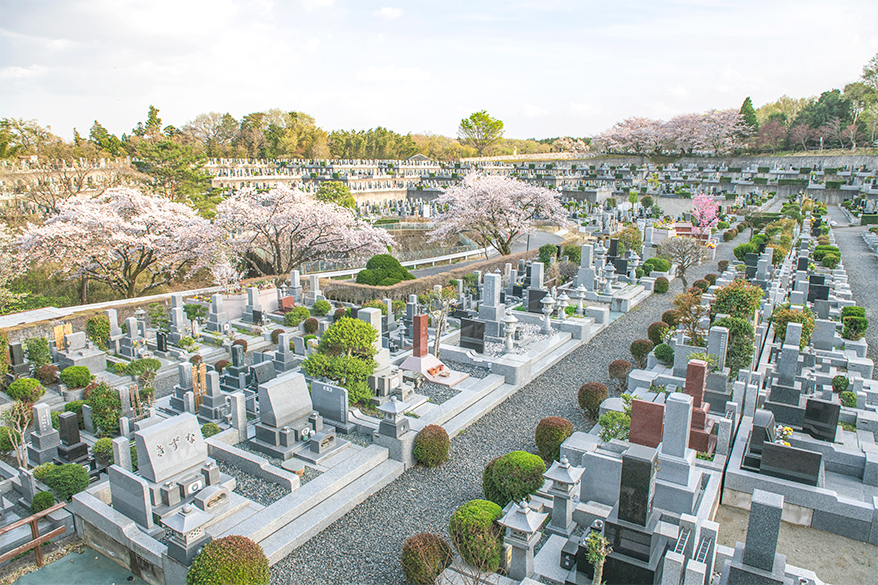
[543, 455, 585, 536]
[556, 292, 569, 321]
[502, 311, 518, 353]
[603, 261, 616, 294]
[540, 295, 556, 335]
[377, 396, 409, 438]
[164, 504, 212, 565]
[498, 501, 548, 581]
[575, 285, 587, 316]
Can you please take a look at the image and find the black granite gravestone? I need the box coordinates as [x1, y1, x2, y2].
[761, 442, 822, 486]
[808, 284, 830, 303]
[744, 253, 759, 266]
[459, 319, 486, 353]
[613, 258, 629, 275]
[802, 398, 840, 442]
[618, 445, 656, 527]
[608, 238, 619, 258]
[250, 361, 276, 386]
[797, 257, 810, 271]
[252, 309, 263, 325]
[809, 274, 825, 286]
[527, 289, 548, 314]
[512, 285, 525, 298]
[58, 411, 88, 462]
[156, 332, 168, 353]
[350, 307, 359, 320]
[742, 410, 777, 471]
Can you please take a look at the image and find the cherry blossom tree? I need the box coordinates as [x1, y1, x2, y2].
[0, 224, 25, 314]
[663, 113, 704, 154]
[757, 121, 787, 154]
[18, 187, 214, 298]
[599, 117, 664, 154]
[698, 109, 747, 155]
[427, 174, 567, 256]
[215, 185, 395, 277]
[690, 193, 719, 237]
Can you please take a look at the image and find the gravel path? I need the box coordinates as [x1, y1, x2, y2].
[824, 206, 878, 363]
[269, 235, 741, 585]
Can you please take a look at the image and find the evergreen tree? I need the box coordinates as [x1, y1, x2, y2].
[739, 97, 758, 131]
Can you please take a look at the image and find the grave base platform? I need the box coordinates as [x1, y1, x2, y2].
[399, 354, 470, 387]
[291, 439, 352, 465]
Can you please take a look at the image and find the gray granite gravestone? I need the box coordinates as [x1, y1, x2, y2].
[134, 413, 207, 484]
[27, 403, 60, 466]
[311, 380, 355, 434]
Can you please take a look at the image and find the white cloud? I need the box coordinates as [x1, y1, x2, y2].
[523, 104, 548, 117]
[570, 102, 603, 118]
[374, 7, 402, 19]
[354, 65, 429, 83]
[665, 85, 689, 100]
[305, 38, 321, 53]
[0, 65, 48, 81]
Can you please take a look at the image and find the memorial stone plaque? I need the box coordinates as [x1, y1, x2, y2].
[156, 332, 167, 353]
[459, 319, 486, 353]
[802, 398, 840, 442]
[618, 444, 657, 527]
[134, 413, 207, 484]
[527, 289, 548, 314]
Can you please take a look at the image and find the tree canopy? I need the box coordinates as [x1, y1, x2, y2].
[458, 111, 504, 156]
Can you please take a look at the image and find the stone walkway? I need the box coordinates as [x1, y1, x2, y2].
[270, 236, 741, 584]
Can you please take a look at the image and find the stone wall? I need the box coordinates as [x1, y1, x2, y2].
[678, 155, 878, 169]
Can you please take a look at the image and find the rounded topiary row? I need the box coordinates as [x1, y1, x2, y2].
[655, 343, 674, 365]
[647, 321, 669, 347]
[303, 318, 319, 335]
[654, 276, 669, 293]
[187, 535, 269, 585]
[312, 299, 332, 316]
[401, 532, 453, 585]
[535, 417, 573, 462]
[448, 500, 503, 572]
[413, 424, 450, 468]
[578, 382, 607, 419]
[31, 491, 55, 514]
[482, 451, 545, 507]
[6, 378, 45, 402]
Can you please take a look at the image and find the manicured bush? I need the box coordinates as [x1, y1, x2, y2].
[356, 254, 415, 287]
[723, 229, 737, 242]
[661, 310, 679, 327]
[35, 364, 60, 385]
[126, 358, 161, 378]
[535, 417, 573, 462]
[704, 273, 718, 285]
[334, 308, 347, 322]
[578, 382, 608, 419]
[654, 343, 674, 365]
[448, 500, 503, 572]
[85, 381, 122, 437]
[771, 304, 815, 348]
[86, 315, 111, 350]
[65, 400, 86, 429]
[629, 339, 654, 368]
[312, 299, 332, 316]
[841, 306, 865, 319]
[24, 337, 51, 369]
[840, 391, 857, 408]
[693, 279, 709, 291]
[303, 317, 319, 335]
[718, 260, 729, 272]
[283, 306, 311, 327]
[832, 375, 850, 393]
[642, 257, 671, 273]
[843, 316, 869, 340]
[187, 535, 270, 585]
[484, 451, 546, 507]
[401, 533, 453, 585]
[413, 425, 450, 468]
[733, 242, 757, 262]
[713, 280, 763, 317]
[713, 316, 755, 376]
[93, 437, 113, 466]
[189, 354, 203, 367]
[31, 491, 55, 514]
[43, 463, 90, 501]
[60, 366, 91, 389]
[270, 329, 284, 344]
[812, 245, 840, 262]
[654, 276, 669, 293]
[647, 322, 670, 347]
[608, 359, 632, 391]
[214, 359, 230, 374]
[232, 338, 249, 353]
[6, 378, 45, 402]
[822, 254, 840, 269]
[201, 423, 221, 438]
[598, 410, 630, 441]
[51, 411, 60, 429]
[482, 457, 503, 505]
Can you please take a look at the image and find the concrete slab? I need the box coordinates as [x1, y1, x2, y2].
[15, 547, 148, 585]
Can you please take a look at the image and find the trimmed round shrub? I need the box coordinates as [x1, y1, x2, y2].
[31, 491, 55, 514]
[718, 260, 729, 272]
[535, 417, 573, 462]
[283, 306, 311, 327]
[654, 276, 669, 293]
[93, 437, 113, 466]
[60, 366, 91, 389]
[232, 338, 248, 353]
[578, 383, 608, 419]
[654, 343, 674, 365]
[189, 354, 203, 367]
[629, 339, 654, 368]
[693, 279, 710, 291]
[35, 364, 59, 385]
[647, 322, 670, 347]
[772, 304, 815, 348]
[270, 329, 284, 344]
[357, 254, 416, 287]
[333, 308, 347, 322]
[214, 359, 230, 374]
[0, 427, 15, 453]
[822, 254, 840, 269]
[482, 457, 503, 505]
[832, 375, 850, 393]
[643, 257, 671, 273]
[201, 423, 221, 438]
[401, 533, 453, 585]
[448, 500, 503, 572]
[840, 391, 857, 408]
[43, 463, 90, 501]
[486, 451, 546, 507]
[661, 310, 680, 327]
[187, 535, 269, 585]
[413, 425, 450, 468]
[705, 273, 718, 285]
[312, 299, 332, 316]
[303, 317, 319, 335]
[723, 229, 738, 242]
[608, 359, 632, 390]
[6, 378, 45, 402]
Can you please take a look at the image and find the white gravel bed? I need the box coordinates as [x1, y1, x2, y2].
[216, 460, 290, 508]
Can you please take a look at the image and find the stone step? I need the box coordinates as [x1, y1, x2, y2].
[220, 444, 390, 542]
[530, 338, 581, 380]
[259, 458, 404, 563]
[206, 499, 263, 538]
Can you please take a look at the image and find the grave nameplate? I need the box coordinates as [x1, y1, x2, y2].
[512, 285, 525, 298]
[252, 309, 263, 325]
[613, 258, 628, 275]
[251, 361, 276, 386]
[134, 413, 207, 484]
[618, 444, 656, 527]
[797, 257, 809, 271]
[802, 398, 840, 442]
[156, 332, 167, 353]
[527, 289, 548, 314]
[808, 284, 830, 303]
[459, 319, 486, 353]
[744, 253, 759, 267]
[761, 442, 822, 486]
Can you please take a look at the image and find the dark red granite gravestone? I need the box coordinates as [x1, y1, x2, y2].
[684, 360, 716, 454]
[629, 400, 664, 448]
[413, 314, 429, 358]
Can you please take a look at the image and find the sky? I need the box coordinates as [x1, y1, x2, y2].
[1, 0, 877, 141]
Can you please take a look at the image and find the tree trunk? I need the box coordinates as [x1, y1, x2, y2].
[593, 560, 604, 585]
[80, 276, 89, 305]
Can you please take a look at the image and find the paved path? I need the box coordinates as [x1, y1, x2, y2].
[271, 235, 741, 585]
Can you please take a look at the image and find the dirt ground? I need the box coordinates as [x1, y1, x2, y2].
[714, 505, 878, 585]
